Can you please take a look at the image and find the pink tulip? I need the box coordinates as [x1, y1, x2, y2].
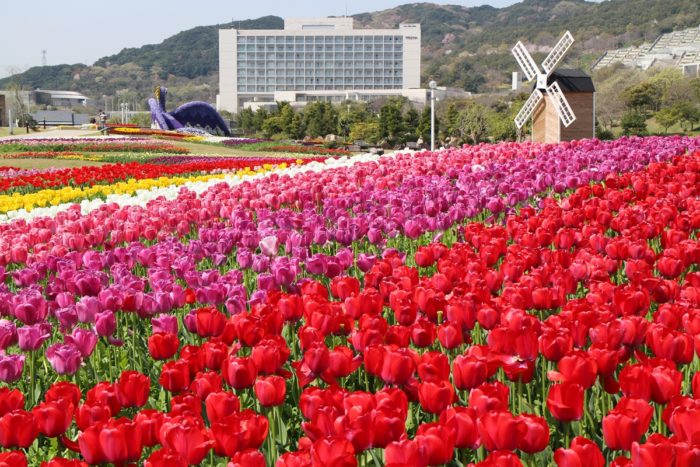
[0, 354, 25, 382]
[17, 323, 52, 351]
[46, 343, 82, 375]
[64, 328, 98, 357]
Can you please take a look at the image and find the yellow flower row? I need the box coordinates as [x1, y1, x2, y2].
[0, 166, 272, 214]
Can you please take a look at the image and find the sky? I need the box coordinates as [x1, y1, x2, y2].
[1, 0, 524, 77]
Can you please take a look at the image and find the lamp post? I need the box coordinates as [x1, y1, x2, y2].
[429, 80, 437, 152]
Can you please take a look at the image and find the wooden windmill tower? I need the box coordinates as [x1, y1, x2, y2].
[513, 31, 596, 143]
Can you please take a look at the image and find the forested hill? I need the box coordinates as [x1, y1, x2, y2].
[2, 0, 699, 104]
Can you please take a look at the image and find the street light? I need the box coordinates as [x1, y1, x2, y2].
[429, 80, 437, 152]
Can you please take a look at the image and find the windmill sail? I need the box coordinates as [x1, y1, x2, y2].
[546, 81, 576, 127]
[512, 42, 540, 82]
[541, 31, 575, 75]
[514, 90, 544, 129]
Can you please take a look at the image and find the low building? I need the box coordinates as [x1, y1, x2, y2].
[34, 90, 88, 107]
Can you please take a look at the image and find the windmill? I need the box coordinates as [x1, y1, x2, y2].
[512, 31, 596, 143]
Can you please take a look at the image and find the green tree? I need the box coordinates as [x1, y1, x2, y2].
[403, 105, 420, 140]
[237, 108, 256, 134]
[672, 101, 700, 132]
[456, 103, 489, 144]
[416, 105, 438, 142]
[441, 102, 461, 139]
[655, 107, 680, 133]
[378, 98, 405, 144]
[303, 102, 339, 138]
[253, 108, 269, 133]
[623, 81, 662, 115]
[349, 122, 381, 144]
[621, 111, 648, 136]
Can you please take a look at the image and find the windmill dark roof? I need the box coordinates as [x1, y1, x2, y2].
[546, 69, 596, 92]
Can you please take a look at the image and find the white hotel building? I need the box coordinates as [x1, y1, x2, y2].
[217, 18, 428, 113]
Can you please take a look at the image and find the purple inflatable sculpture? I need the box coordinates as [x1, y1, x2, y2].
[148, 86, 231, 136]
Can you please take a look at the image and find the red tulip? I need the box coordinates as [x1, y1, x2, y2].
[194, 306, 227, 338]
[547, 382, 584, 422]
[44, 381, 81, 408]
[415, 423, 455, 465]
[602, 397, 654, 451]
[32, 400, 73, 437]
[469, 382, 510, 417]
[477, 410, 523, 451]
[205, 391, 241, 423]
[417, 380, 454, 414]
[453, 354, 488, 390]
[551, 350, 598, 389]
[96, 418, 143, 464]
[0, 410, 37, 448]
[159, 415, 214, 465]
[144, 448, 188, 467]
[115, 370, 150, 407]
[254, 375, 287, 407]
[0, 388, 24, 416]
[211, 410, 268, 457]
[516, 414, 549, 453]
[40, 458, 87, 467]
[223, 356, 258, 390]
[230, 449, 266, 467]
[0, 451, 27, 467]
[554, 436, 605, 467]
[148, 332, 180, 360]
[159, 359, 191, 393]
[310, 437, 357, 467]
[385, 438, 424, 467]
[439, 406, 479, 449]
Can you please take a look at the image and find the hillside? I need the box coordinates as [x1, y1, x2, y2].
[2, 0, 699, 106]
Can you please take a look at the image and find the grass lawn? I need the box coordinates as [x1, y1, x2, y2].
[0, 159, 104, 169]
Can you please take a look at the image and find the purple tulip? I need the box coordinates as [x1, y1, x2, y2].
[306, 254, 327, 275]
[236, 249, 253, 269]
[55, 292, 75, 309]
[95, 310, 116, 337]
[152, 314, 178, 334]
[336, 248, 354, 270]
[0, 354, 25, 382]
[46, 343, 82, 375]
[17, 323, 52, 351]
[356, 254, 377, 273]
[54, 306, 78, 332]
[183, 310, 198, 333]
[0, 320, 18, 350]
[12, 289, 48, 325]
[76, 296, 101, 323]
[65, 328, 98, 357]
[251, 255, 270, 273]
[258, 273, 275, 291]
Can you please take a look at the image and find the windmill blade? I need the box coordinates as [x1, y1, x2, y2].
[514, 90, 544, 129]
[541, 31, 575, 75]
[546, 81, 576, 127]
[512, 41, 540, 81]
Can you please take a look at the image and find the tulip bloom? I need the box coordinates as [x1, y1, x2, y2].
[602, 397, 654, 451]
[0, 410, 38, 448]
[254, 375, 287, 407]
[148, 332, 180, 360]
[554, 436, 605, 467]
[115, 370, 150, 408]
[547, 382, 584, 422]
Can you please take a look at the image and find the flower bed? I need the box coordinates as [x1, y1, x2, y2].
[0, 139, 189, 154]
[0, 137, 699, 465]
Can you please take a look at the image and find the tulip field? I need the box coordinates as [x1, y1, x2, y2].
[2, 135, 700, 466]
